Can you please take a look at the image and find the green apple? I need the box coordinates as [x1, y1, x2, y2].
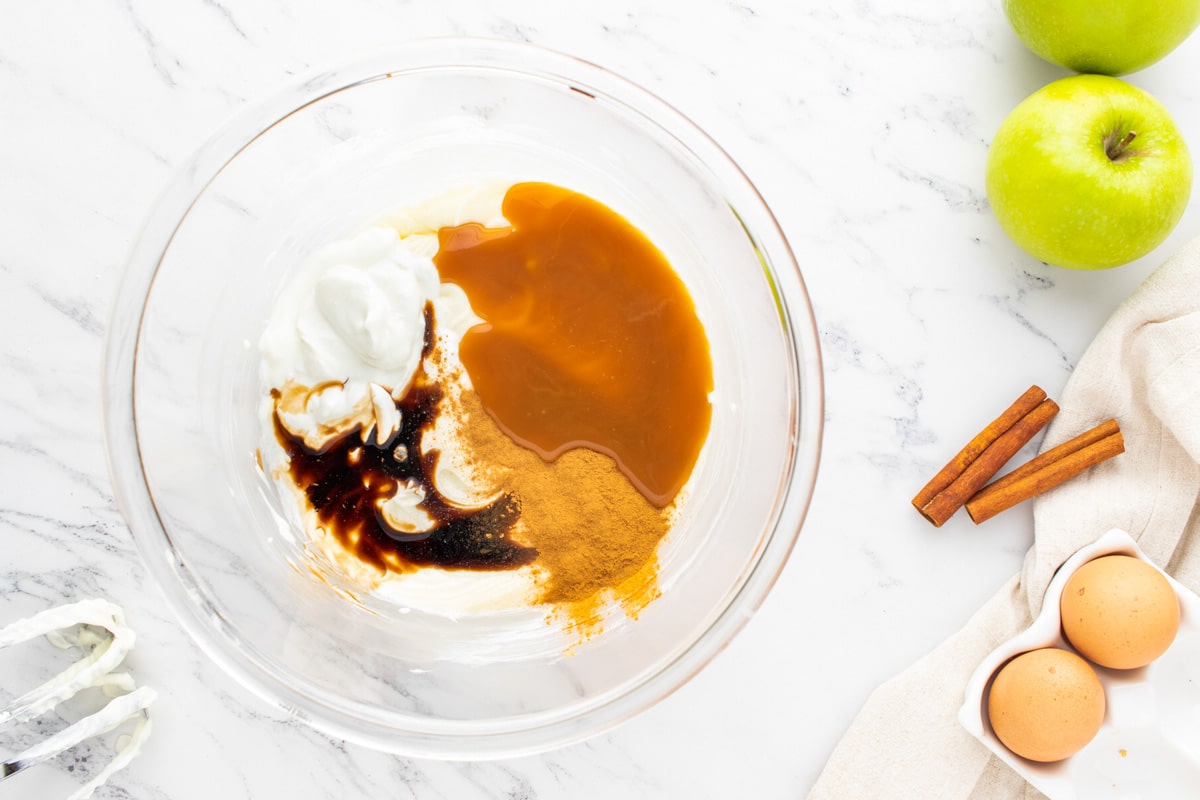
[987, 75, 1192, 270]
[1003, 0, 1200, 75]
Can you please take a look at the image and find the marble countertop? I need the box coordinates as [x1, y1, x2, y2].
[4, 1, 1200, 797]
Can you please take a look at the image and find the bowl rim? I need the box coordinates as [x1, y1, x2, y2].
[102, 36, 824, 759]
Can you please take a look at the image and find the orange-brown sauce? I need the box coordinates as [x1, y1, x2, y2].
[435, 182, 712, 507]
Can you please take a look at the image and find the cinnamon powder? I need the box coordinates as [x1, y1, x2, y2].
[451, 384, 673, 634]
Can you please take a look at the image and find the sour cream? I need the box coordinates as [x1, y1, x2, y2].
[259, 225, 438, 393]
[258, 183, 547, 615]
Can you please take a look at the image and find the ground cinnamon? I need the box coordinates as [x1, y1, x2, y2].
[452, 382, 672, 634]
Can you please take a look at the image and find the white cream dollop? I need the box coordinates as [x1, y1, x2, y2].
[273, 379, 402, 451]
[378, 482, 434, 534]
[260, 225, 438, 393]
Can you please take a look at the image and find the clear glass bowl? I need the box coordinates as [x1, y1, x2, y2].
[103, 38, 823, 759]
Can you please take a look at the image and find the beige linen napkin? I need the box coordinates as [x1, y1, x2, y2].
[808, 235, 1200, 800]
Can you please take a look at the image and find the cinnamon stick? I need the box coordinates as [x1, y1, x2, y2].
[912, 386, 1047, 509]
[965, 419, 1124, 524]
[914, 386, 1058, 527]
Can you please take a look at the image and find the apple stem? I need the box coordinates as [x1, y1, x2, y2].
[1107, 131, 1138, 161]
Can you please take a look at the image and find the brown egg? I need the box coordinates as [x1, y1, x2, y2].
[1060, 554, 1181, 669]
[987, 647, 1106, 763]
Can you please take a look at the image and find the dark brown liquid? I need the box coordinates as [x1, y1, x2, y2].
[435, 182, 713, 508]
[274, 306, 536, 573]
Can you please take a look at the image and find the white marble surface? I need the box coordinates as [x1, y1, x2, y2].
[3, 1, 1200, 797]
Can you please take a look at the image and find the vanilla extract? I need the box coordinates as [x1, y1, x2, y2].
[273, 305, 535, 573]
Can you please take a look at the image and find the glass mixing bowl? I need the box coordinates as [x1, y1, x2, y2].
[103, 39, 823, 758]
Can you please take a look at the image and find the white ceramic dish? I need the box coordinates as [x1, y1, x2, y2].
[959, 528, 1200, 800]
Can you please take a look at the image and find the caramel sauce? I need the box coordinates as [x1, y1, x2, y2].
[435, 182, 713, 507]
[273, 306, 536, 572]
